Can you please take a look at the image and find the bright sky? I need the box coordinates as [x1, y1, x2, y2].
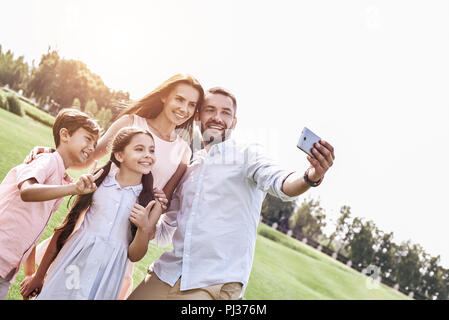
[1, 0, 448, 268]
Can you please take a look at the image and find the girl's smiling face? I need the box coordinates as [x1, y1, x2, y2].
[114, 133, 155, 175]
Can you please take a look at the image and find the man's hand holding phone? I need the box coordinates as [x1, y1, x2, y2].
[305, 139, 335, 183]
[297, 127, 335, 185]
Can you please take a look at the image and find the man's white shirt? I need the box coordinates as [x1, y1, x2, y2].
[150, 138, 297, 296]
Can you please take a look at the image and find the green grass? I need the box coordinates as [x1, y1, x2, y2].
[246, 223, 410, 299]
[0, 108, 410, 300]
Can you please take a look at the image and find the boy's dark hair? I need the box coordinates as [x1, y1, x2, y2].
[53, 108, 101, 147]
[205, 87, 237, 115]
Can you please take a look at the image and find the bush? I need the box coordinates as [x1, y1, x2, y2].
[0, 95, 8, 111]
[23, 104, 55, 127]
[6, 94, 24, 116]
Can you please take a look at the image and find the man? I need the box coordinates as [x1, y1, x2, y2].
[128, 87, 335, 300]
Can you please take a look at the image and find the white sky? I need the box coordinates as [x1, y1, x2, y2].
[1, 0, 448, 268]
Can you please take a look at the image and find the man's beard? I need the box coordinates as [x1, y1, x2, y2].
[201, 121, 229, 146]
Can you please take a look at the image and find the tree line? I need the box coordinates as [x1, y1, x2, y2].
[261, 194, 449, 300]
[0, 44, 131, 129]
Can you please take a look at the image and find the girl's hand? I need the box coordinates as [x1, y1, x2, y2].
[153, 188, 168, 211]
[129, 200, 157, 232]
[20, 274, 43, 300]
[73, 161, 104, 195]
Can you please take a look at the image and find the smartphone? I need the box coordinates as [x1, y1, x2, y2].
[297, 127, 321, 158]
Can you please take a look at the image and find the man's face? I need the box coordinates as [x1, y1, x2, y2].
[198, 93, 236, 145]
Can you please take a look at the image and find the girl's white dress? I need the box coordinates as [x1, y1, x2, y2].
[36, 172, 142, 300]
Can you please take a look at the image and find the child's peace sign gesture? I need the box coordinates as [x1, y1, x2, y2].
[73, 160, 104, 195]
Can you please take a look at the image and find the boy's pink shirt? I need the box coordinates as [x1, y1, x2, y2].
[0, 150, 73, 283]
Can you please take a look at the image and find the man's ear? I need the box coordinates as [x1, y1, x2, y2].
[231, 117, 237, 129]
[59, 128, 71, 143]
[194, 112, 200, 121]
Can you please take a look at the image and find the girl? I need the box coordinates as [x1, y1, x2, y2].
[28, 74, 204, 299]
[21, 127, 162, 300]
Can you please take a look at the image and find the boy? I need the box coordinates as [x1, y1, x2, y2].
[0, 108, 102, 299]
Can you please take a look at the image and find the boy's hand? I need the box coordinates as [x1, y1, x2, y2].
[129, 200, 157, 232]
[153, 188, 168, 211]
[23, 146, 55, 164]
[306, 140, 335, 182]
[20, 274, 43, 300]
[73, 161, 104, 195]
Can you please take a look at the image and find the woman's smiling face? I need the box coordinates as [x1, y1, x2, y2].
[161, 82, 200, 126]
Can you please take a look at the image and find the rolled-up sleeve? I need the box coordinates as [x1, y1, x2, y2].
[245, 143, 297, 202]
[150, 189, 179, 248]
[16, 154, 54, 189]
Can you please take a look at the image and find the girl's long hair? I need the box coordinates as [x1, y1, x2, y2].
[117, 74, 204, 143]
[55, 127, 155, 251]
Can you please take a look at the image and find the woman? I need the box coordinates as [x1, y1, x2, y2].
[31, 74, 204, 299]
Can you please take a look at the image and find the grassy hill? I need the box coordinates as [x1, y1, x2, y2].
[0, 107, 410, 300]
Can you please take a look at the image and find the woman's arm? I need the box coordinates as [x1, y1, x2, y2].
[70, 115, 133, 170]
[162, 146, 191, 203]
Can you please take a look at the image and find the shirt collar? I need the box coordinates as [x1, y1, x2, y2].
[102, 172, 143, 196]
[192, 137, 236, 161]
[54, 150, 73, 184]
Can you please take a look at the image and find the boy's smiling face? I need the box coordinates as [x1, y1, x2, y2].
[61, 127, 98, 165]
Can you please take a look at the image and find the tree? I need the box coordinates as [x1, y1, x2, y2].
[52, 59, 87, 107]
[72, 98, 81, 109]
[0, 45, 30, 91]
[26, 48, 121, 113]
[26, 48, 59, 105]
[347, 219, 380, 268]
[289, 197, 326, 241]
[373, 231, 398, 280]
[96, 107, 113, 130]
[261, 194, 296, 230]
[84, 99, 98, 117]
[421, 255, 443, 299]
[395, 241, 424, 293]
[336, 215, 360, 256]
[327, 205, 351, 248]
